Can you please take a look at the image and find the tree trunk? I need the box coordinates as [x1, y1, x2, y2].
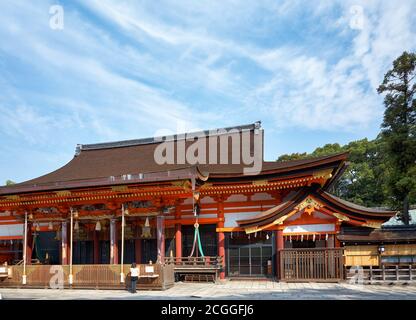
[402, 194, 410, 225]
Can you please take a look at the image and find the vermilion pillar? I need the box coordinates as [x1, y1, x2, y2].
[61, 221, 68, 265]
[217, 199, 225, 280]
[275, 228, 284, 280]
[26, 223, 33, 265]
[218, 232, 225, 279]
[175, 223, 182, 259]
[110, 219, 119, 264]
[157, 215, 165, 263]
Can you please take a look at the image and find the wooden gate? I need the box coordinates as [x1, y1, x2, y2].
[280, 248, 344, 282]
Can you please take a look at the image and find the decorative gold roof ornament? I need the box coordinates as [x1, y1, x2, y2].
[332, 212, 350, 222]
[362, 221, 382, 228]
[296, 197, 323, 215]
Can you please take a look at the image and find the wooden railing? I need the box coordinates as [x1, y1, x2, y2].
[165, 256, 223, 282]
[13, 259, 41, 265]
[280, 248, 344, 282]
[165, 256, 223, 268]
[0, 263, 174, 290]
[346, 265, 416, 284]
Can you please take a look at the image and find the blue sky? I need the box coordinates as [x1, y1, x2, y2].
[0, 1, 415, 184]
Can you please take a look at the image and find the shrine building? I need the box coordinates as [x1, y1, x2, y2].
[0, 122, 401, 287]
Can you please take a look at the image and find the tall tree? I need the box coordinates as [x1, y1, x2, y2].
[377, 51, 416, 225]
[276, 139, 387, 207]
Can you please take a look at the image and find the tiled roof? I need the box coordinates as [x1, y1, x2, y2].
[0, 122, 349, 194]
[382, 209, 416, 227]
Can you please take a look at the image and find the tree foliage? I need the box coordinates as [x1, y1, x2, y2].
[276, 52, 416, 223]
[277, 138, 388, 207]
[377, 51, 416, 224]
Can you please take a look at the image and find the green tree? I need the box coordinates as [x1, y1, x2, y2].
[5, 180, 16, 186]
[377, 51, 416, 225]
[276, 139, 388, 207]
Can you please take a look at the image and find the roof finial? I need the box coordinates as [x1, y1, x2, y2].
[75, 144, 82, 156]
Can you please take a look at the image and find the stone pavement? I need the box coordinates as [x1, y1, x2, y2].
[1, 281, 416, 300]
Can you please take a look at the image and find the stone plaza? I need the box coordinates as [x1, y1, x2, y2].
[1, 281, 416, 300]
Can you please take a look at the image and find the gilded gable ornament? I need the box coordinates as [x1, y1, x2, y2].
[296, 197, 322, 215]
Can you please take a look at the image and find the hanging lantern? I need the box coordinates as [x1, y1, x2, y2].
[289, 235, 292, 243]
[73, 210, 79, 219]
[95, 221, 102, 231]
[55, 229, 61, 241]
[230, 232, 233, 239]
[266, 233, 269, 240]
[248, 234, 250, 240]
[28, 213, 33, 220]
[35, 223, 40, 231]
[301, 234, 304, 242]
[48, 222, 53, 230]
[313, 234, 316, 242]
[254, 232, 257, 238]
[141, 217, 151, 238]
[325, 233, 328, 241]
[74, 221, 79, 231]
[193, 191, 200, 202]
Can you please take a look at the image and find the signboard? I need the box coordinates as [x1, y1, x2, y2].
[145, 266, 154, 273]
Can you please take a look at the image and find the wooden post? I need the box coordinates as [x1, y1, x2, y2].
[275, 228, 284, 280]
[61, 221, 68, 265]
[409, 265, 412, 281]
[327, 234, 335, 248]
[156, 215, 165, 263]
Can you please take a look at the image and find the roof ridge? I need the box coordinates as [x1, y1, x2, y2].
[76, 121, 261, 154]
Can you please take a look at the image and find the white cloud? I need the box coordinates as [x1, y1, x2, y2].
[246, 0, 416, 131]
[0, 0, 415, 182]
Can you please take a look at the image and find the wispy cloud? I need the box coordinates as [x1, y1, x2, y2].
[0, 0, 415, 182]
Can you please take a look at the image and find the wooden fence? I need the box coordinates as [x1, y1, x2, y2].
[346, 265, 416, 284]
[280, 248, 344, 282]
[165, 256, 222, 268]
[0, 263, 174, 290]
